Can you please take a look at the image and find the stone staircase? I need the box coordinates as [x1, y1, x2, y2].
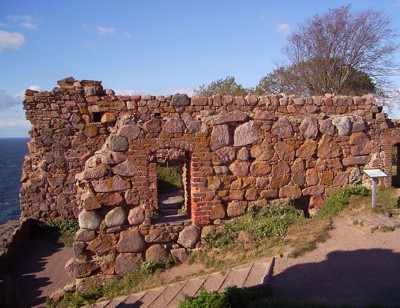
[86, 258, 274, 308]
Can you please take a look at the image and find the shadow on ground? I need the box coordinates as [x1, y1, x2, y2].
[272, 249, 400, 306]
[8, 234, 65, 307]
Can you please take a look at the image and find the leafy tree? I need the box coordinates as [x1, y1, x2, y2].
[193, 76, 249, 97]
[255, 63, 376, 96]
[282, 5, 398, 96]
[254, 66, 307, 96]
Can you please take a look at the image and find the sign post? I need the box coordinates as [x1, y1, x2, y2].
[362, 169, 388, 208]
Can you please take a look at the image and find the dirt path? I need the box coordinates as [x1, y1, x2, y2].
[8, 235, 73, 307]
[272, 214, 400, 306]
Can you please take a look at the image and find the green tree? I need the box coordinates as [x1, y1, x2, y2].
[282, 5, 398, 96]
[255, 63, 376, 96]
[193, 76, 249, 97]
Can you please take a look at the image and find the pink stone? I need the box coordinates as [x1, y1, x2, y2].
[128, 207, 145, 225]
[163, 118, 186, 134]
[234, 121, 259, 146]
[118, 124, 141, 140]
[211, 125, 230, 150]
[116, 228, 146, 253]
[92, 176, 131, 193]
[227, 201, 246, 217]
[112, 160, 138, 177]
[229, 161, 249, 177]
[101, 192, 124, 206]
[250, 161, 271, 176]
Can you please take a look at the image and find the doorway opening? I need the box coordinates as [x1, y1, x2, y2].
[392, 144, 400, 187]
[153, 150, 191, 223]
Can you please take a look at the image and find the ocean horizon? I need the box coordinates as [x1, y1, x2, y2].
[0, 137, 30, 224]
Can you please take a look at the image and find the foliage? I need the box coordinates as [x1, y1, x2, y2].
[157, 164, 182, 194]
[193, 76, 250, 97]
[317, 185, 370, 218]
[254, 66, 308, 96]
[141, 259, 175, 275]
[204, 203, 302, 249]
[43, 219, 79, 247]
[64, 287, 104, 308]
[282, 5, 398, 96]
[180, 288, 225, 308]
[179, 286, 329, 308]
[255, 62, 376, 97]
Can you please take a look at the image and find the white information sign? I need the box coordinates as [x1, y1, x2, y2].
[362, 169, 387, 208]
[362, 169, 387, 178]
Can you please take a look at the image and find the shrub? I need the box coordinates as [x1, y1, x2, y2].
[204, 203, 302, 249]
[317, 185, 369, 218]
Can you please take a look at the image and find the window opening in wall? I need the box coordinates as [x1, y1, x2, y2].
[91, 112, 104, 123]
[392, 144, 400, 187]
[154, 156, 190, 223]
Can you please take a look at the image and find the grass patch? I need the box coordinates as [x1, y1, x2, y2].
[157, 164, 182, 194]
[186, 202, 303, 270]
[45, 219, 79, 247]
[31, 219, 79, 247]
[317, 185, 370, 218]
[179, 286, 330, 308]
[204, 203, 302, 249]
[373, 187, 398, 213]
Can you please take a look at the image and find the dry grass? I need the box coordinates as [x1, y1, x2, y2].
[285, 218, 333, 258]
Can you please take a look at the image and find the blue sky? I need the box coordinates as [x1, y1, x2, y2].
[0, 0, 399, 137]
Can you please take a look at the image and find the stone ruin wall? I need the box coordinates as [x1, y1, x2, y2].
[20, 77, 395, 282]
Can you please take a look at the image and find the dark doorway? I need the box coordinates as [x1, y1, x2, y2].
[392, 145, 400, 188]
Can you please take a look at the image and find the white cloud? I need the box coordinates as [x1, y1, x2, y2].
[7, 14, 32, 22]
[0, 87, 22, 108]
[276, 23, 292, 36]
[163, 86, 194, 96]
[114, 86, 195, 96]
[122, 31, 132, 38]
[114, 89, 139, 96]
[28, 85, 41, 91]
[0, 30, 25, 52]
[20, 22, 37, 30]
[0, 120, 30, 127]
[97, 26, 116, 35]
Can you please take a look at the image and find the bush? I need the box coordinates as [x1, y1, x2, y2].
[204, 203, 302, 249]
[317, 185, 370, 218]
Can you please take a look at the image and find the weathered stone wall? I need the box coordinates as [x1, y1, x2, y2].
[21, 77, 394, 281]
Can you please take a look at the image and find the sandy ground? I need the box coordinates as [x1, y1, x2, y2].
[9, 235, 73, 307]
[272, 214, 400, 306]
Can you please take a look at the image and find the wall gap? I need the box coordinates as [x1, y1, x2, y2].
[392, 144, 400, 188]
[152, 152, 191, 223]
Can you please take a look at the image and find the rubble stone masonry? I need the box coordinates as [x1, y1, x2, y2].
[20, 77, 399, 281]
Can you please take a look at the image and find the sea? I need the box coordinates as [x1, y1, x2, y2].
[0, 138, 30, 225]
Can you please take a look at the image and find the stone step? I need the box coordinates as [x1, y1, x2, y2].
[218, 265, 251, 291]
[165, 277, 207, 307]
[137, 286, 167, 308]
[147, 281, 186, 307]
[86, 258, 274, 307]
[201, 270, 227, 293]
[243, 261, 275, 288]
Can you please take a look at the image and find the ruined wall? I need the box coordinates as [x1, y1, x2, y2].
[21, 77, 393, 281]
